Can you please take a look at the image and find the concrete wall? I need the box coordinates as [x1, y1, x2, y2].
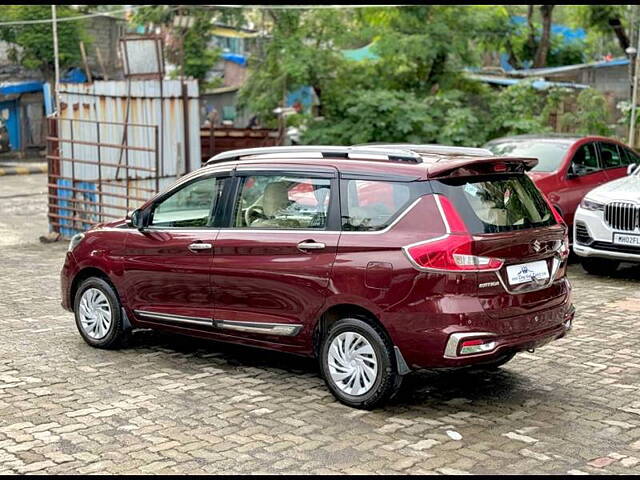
[84, 16, 127, 80]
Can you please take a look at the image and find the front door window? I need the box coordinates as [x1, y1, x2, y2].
[150, 176, 227, 228]
[570, 143, 600, 177]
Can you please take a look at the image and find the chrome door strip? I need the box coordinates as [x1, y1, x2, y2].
[135, 310, 213, 327]
[213, 319, 302, 336]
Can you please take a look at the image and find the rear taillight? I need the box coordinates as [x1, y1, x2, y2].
[403, 195, 504, 272]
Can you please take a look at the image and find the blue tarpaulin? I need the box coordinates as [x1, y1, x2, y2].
[510, 16, 586, 45]
[61, 67, 88, 83]
[221, 53, 247, 66]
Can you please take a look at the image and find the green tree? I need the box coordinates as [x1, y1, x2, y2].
[0, 5, 88, 82]
[238, 8, 352, 124]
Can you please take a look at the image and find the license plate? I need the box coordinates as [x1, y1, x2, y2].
[613, 233, 640, 247]
[506, 260, 549, 286]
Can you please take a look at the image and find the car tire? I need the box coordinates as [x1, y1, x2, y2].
[472, 352, 516, 370]
[581, 257, 619, 276]
[74, 277, 128, 349]
[319, 317, 402, 409]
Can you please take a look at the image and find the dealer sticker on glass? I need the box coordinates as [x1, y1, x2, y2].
[506, 260, 550, 286]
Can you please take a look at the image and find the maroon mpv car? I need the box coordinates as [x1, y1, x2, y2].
[61, 146, 574, 409]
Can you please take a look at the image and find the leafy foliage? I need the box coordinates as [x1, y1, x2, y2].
[237, 9, 351, 124]
[0, 5, 88, 80]
[488, 81, 552, 138]
[558, 89, 613, 136]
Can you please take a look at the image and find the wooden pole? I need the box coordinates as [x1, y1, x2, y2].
[95, 47, 109, 81]
[79, 41, 93, 83]
[51, 5, 60, 101]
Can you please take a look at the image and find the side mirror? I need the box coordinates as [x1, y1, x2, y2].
[567, 163, 578, 179]
[627, 163, 638, 176]
[129, 209, 147, 230]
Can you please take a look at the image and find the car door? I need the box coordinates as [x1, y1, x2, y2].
[122, 171, 231, 328]
[555, 141, 608, 228]
[599, 141, 629, 182]
[211, 166, 340, 346]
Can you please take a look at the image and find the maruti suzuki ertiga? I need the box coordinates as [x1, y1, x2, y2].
[61, 145, 574, 409]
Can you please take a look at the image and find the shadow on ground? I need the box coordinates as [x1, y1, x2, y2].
[123, 328, 535, 412]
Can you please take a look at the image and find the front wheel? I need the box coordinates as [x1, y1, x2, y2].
[74, 277, 128, 349]
[319, 317, 402, 409]
[581, 257, 619, 276]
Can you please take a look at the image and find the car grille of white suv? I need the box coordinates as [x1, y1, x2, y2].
[604, 202, 640, 232]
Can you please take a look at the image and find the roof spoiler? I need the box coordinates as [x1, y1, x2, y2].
[427, 157, 539, 179]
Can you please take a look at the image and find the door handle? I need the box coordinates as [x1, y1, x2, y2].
[297, 241, 326, 251]
[188, 242, 212, 252]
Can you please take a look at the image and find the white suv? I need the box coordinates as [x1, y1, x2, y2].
[574, 164, 640, 274]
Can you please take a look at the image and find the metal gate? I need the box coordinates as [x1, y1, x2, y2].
[47, 116, 160, 237]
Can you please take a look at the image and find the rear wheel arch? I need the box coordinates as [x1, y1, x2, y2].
[312, 304, 393, 358]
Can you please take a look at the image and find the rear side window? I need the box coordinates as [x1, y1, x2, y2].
[341, 179, 420, 231]
[600, 142, 623, 169]
[433, 174, 554, 234]
[622, 147, 640, 165]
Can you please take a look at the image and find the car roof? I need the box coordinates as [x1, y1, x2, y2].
[199, 145, 538, 181]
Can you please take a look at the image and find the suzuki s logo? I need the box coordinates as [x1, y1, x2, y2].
[532, 240, 542, 253]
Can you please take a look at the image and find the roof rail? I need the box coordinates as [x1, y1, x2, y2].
[204, 145, 423, 165]
[356, 143, 493, 157]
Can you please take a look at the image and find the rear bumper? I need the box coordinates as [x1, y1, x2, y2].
[394, 300, 574, 369]
[442, 304, 574, 363]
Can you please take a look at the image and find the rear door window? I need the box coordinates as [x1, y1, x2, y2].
[599, 142, 623, 169]
[341, 179, 419, 231]
[432, 174, 554, 234]
[233, 174, 331, 229]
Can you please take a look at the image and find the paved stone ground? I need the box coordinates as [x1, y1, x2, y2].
[1, 174, 640, 474]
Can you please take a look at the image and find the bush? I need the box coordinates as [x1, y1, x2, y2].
[558, 88, 613, 136]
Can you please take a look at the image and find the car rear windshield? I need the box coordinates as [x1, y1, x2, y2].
[432, 174, 555, 234]
[485, 141, 570, 172]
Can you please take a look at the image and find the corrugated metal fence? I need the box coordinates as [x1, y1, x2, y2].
[47, 79, 201, 237]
